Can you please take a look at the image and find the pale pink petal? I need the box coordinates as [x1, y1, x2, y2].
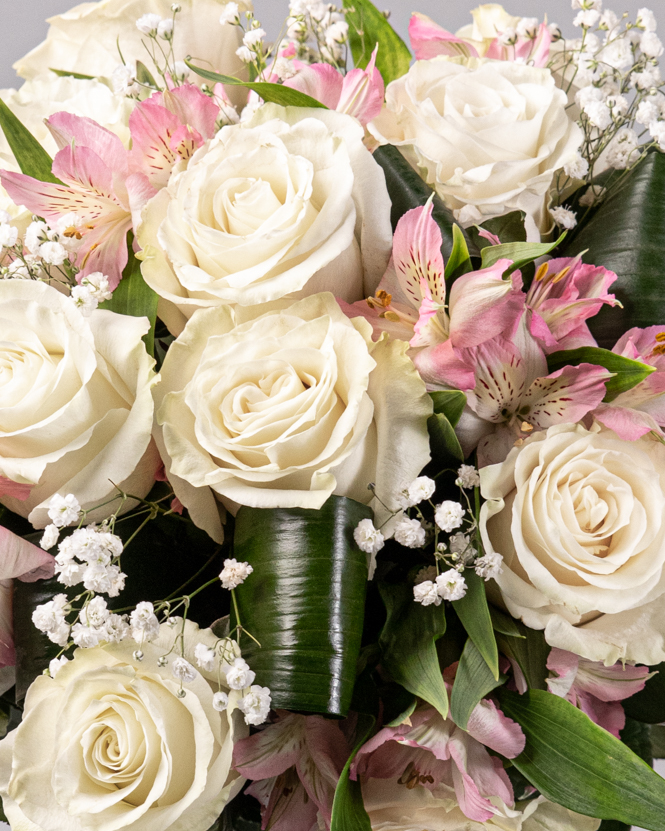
[528, 23, 553, 67]
[0, 477, 33, 502]
[295, 750, 337, 822]
[414, 339, 477, 390]
[462, 338, 528, 423]
[477, 228, 501, 246]
[448, 738, 498, 822]
[337, 297, 416, 343]
[233, 713, 306, 780]
[169, 124, 205, 161]
[262, 773, 319, 831]
[528, 310, 559, 351]
[409, 12, 479, 60]
[47, 112, 128, 174]
[75, 214, 131, 288]
[521, 364, 611, 430]
[337, 47, 385, 126]
[575, 658, 650, 702]
[305, 716, 349, 784]
[592, 404, 660, 441]
[0, 526, 54, 582]
[448, 263, 524, 349]
[284, 63, 344, 110]
[465, 699, 525, 758]
[129, 100, 181, 189]
[159, 84, 219, 138]
[576, 692, 625, 738]
[393, 202, 446, 312]
[126, 171, 157, 230]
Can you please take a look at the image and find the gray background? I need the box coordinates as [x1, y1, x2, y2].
[0, 0, 657, 89]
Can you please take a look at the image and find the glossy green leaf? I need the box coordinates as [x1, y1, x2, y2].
[104, 242, 159, 357]
[490, 606, 525, 639]
[470, 211, 528, 250]
[428, 412, 464, 463]
[136, 60, 159, 89]
[343, 0, 411, 84]
[185, 62, 327, 108]
[481, 234, 565, 274]
[330, 713, 375, 831]
[546, 346, 656, 403]
[232, 496, 370, 716]
[372, 144, 477, 264]
[559, 151, 665, 350]
[379, 582, 448, 718]
[623, 663, 665, 724]
[429, 390, 466, 428]
[0, 98, 61, 184]
[450, 638, 504, 729]
[496, 689, 665, 829]
[452, 570, 499, 680]
[444, 223, 473, 280]
[49, 68, 96, 80]
[496, 619, 550, 691]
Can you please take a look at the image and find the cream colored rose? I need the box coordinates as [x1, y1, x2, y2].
[139, 104, 393, 336]
[363, 779, 599, 831]
[153, 293, 432, 542]
[0, 280, 159, 528]
[0, 620, 246, 831]
[480, 422, 665, 666]
[455, 4, 522, 55]
[369, 57, 582, 238]
[14, 0, 249, 104]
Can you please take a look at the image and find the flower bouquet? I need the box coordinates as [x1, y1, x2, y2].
[0, 0, 665, 829]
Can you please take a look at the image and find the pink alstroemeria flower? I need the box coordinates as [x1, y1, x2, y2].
[233, 711, 349, 831]
[546, 647, 650, 738]
[285, 47, 384, 126]
[350, 700, 525, 823]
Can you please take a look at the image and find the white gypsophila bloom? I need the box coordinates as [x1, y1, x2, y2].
[70, 285, 99, 317]
[579, 185, 606, 206]
[220, 2, 240, 25]
[172, 657, 197, 683]
[413, 579, 442, 606]
[550, 206, 578, 229]
[111, 64, 138, 96]
[71, 623, 102, 648]
[353, 519, 386, 555]
[607, 94, 629, 116]
[325, 20, 349, 46]
[574, 9, 601, 27]
[243, 28, 266, 48]
[219, 558, 254, 590]
[272, 57, 296, 81]
[47, 493, 80, 528]
[600, 9, 620, 29]
[54, 559, 82, 587]
[632, 65, 662, 89]
[0, 211, 10, 225]
[394, 518, 427, 549]
[173, 60, 189, 80]
[157, 18, 174, 39]
[434, 501, 465, 533]
[584, 100, 612, 129]
[103, 613, 130, 643]
[235, 45, 253, 63]
[456, 465, 481, 489]
[80, 596, 109, 628]
[129, 602, 160, 643]
[24, 221, 47, 255]
[225, 657, 255, 690]
[571, 0, 602, 9]
[83, 563, 116, 594]
[238, 685, 271, 725]
[136, 13, 162, 34]
[212, 691, 229, 711]
[48, 655, 68, 678]
[40, 524, 59, 551]
[436, 569, 467, 601]
[641, 32, 664, 58]
[516, 17, 539, 38]
[475, 551, 504, 581]
[601, 38, 633, 69]
[32, 594, 69, 633]
[194, 642, 217, 672]
[81, 272, 113, 302]
[651, 121, 665, 150]
[48, 622, 71, 647]
[107, 566, 126, 597]
[606, 127, 641, 168]
[638, 8, 658, 32]
[0, 224, 17, 248]
[58, 527, 104, 563]
[4, 261, 31, 280]
[449, 532, 477, 561]
[637, 99, 663, 125]
[405, 476, 436, 506]
[498, 27, 517, 46]
[575, 85, 603, 109]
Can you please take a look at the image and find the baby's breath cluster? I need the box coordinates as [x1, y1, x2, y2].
[286, 1, 349, 68]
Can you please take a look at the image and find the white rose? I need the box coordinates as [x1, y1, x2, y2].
[369, 57, 583, 238]
[480, 422, 665, 666]
[0, 621, 246, 831]
[362, 779, 599, 831]
[139, 104, 393, 335]
[0, 280, 159, 528]
[153, 293, 432, 542]
[14, 0, 249, 104]
[455, 4, 522, 54]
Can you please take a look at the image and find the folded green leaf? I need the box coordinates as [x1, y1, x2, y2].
[379, 582, 449, 718]
[496, 688, 665, 829]
[136, 60, 159, 89]
[428, 412, 464, 463]
[452, 570, 499, 680]
[490, 606, 526, 639]
[49, 68, 96, 80]
[185, 62, 327, 108]
[481, 234, 566, 274]
[444, 223, 473, 280]
[330, 713, 375, 831]
[450, 638, 504, 729]
[343, 0, 411, 85]
[104, 241, 159, 357]
[546, 346, 655, 403]
[469, 211, 528, 250]
[0, 98, 61, 184]
[232, 496, 370, 717]
[429, 390, 467, 428]
[496, 619, 550, 691]
[623, 663, 665, 724]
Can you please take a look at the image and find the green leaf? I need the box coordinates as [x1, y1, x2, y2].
[496, 619, 550, 691]
[0, 98, 61, 184]
[496, 688, 665, 829]
[330, 713, 375, 831]
[232, 496, 370, 717]
[135, 60, 159, 89]
[546, 346, 656, 403]
[185, 62, 328, 109]
[489, 606, 525, 639]
[379, 582, 449, 718]
[623, 663, 665, 724]
[559, 151, 665, 350]
[428, 412, 464, 463]
[105, 241, 159, 356]
[444, 223, 473, 280]
[429, 390, 466, 428]
[481, 234, 566, 273]
[450, 638, 504, 729]
[372, 144, 477, 264]
[452, 570, 499, 680]
[49, 68, 96, 80]
[469, 211, 528, 250]
[342, 0, 411, 85]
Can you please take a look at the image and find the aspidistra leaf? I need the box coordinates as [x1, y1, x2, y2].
[546, 346, 656, 403]
[0, 98, 61, 184]
[481, 234, 566, 273]
[342, 0, 411, 85]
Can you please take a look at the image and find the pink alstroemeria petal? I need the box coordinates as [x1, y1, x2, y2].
[462, 338, 527, 423]
[593, 404, 660, 441]
[521, 364, 611, 430]
[448, 738, 499, 822]
[409, 12, 479, 60]
[159, 84, 219, 139]
[0, 526, 54, 583]
[284, 63, 344, 110]
[477, 228, 502, 246]
[576, 693, 626, 738]
[393, 201, 446, 312]
[575, 657, 650, 703]
[414, 339, 477, 391]
[0, 477, 33, 502]
[337, 46, 385, 126]
[465, 698, 525, 758]
[233, 712, 306, 780]
[47, 112, 129, 175]
[262, 772, 319, 831]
